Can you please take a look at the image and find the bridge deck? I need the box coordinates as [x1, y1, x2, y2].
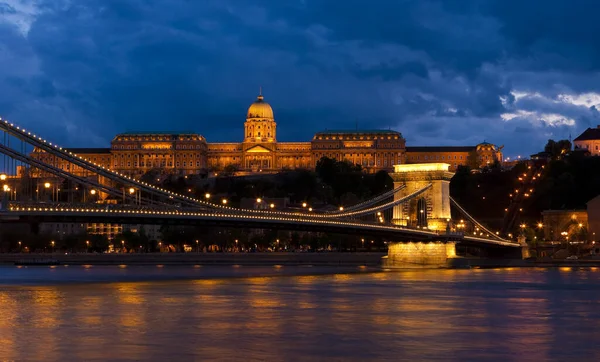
[0, 207, 519, 248]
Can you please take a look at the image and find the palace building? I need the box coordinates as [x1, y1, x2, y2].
[30, 92, 503, 177]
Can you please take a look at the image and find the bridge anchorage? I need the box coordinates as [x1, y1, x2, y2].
[0, 118, 527, 268]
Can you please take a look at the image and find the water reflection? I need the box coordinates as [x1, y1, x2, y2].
[1, 268, 600, 360]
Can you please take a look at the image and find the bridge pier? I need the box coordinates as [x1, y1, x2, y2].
[382, 241, 457, 268]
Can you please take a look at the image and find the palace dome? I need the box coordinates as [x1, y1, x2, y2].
[247, 93, 274, 119]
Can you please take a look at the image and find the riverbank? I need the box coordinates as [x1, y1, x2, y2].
[0, 252, 387, 266]
[2, 253, 599, 268]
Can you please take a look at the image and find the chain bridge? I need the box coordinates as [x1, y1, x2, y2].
[0, 118, 526, 267]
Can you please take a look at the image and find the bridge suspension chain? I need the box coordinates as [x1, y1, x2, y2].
[449, 196, 508, 242]
[0, 119, 220, 209]
[322, 184, 406, 214]
[0, 119, 417, 219]
[332, 184, 433, 220]
[0, 143, 167, 206]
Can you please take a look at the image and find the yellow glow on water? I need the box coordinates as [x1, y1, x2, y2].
[82, 264, 92, 269]
[274, 265, 283, 269]
[156, 264, 164, 268]
[193, 265, 201, 268]
[560, 267, 572, 272]
[119, 264, 127, 269]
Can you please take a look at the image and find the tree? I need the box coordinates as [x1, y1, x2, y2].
[222, 163, 240, 177]
[466, 150, 480, 170]
[544, 139, 572, 160]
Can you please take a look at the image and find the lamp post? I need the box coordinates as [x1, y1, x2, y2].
[129, 187, 137, 205]
[86, 240, 90, 252]
[51, 240, 55, 253]
[196, 239, 199, 254]
[44, 182, 51, 202]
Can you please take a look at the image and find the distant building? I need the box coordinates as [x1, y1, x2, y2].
[28, 91, 503, 177]
[574, 126, 600, 154]
[587, 195, 600, 242]
[530, 152, 552, 162]
[541, 210, 588, 241]
[405, 143, 503, 171]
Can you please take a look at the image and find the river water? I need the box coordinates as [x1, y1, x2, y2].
[1, 265, 599, 361]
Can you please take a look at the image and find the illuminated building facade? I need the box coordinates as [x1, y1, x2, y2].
[30, 92, 502, 176]
[574, 126, 600, 154]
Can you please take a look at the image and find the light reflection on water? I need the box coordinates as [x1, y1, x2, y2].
[1, 267, 600, 361]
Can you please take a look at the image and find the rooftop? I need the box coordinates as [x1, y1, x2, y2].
[64, 147, 111, 154]
[574, 127, 600, 142]
[406, 146, 476, 152]
[116, 131, 200, 136]
[315, 129, 402, 135]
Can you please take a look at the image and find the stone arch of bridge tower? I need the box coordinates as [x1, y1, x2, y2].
[416, 197, 428, 228]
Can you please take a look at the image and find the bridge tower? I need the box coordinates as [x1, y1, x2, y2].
[390, 163, 454, 231]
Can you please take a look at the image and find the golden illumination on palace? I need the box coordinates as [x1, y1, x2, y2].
[27, 90, 503, 178]
[393, 163, 451, 173]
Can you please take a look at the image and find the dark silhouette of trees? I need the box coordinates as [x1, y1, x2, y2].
[544, 139, 572, 160]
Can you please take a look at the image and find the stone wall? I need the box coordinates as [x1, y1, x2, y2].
[384, 241, 456, 268]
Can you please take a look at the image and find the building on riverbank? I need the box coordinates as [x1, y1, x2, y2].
[26, 92, 503, 178]
[541, 210, 588, 241]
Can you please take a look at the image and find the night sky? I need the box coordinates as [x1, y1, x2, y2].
[1, 0, 598, 158]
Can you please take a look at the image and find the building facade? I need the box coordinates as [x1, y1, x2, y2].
[29, 92, 503, 177]
[574, 126, 600, 154]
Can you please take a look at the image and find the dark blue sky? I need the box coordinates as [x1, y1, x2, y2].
[1, 0, 599, 158]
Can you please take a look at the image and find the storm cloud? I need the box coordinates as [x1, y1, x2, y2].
[0, 0, 598, 157]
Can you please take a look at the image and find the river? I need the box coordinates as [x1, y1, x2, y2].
[0, 266, 599, 361]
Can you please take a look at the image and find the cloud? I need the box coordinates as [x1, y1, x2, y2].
[0, 0, 599, 158]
